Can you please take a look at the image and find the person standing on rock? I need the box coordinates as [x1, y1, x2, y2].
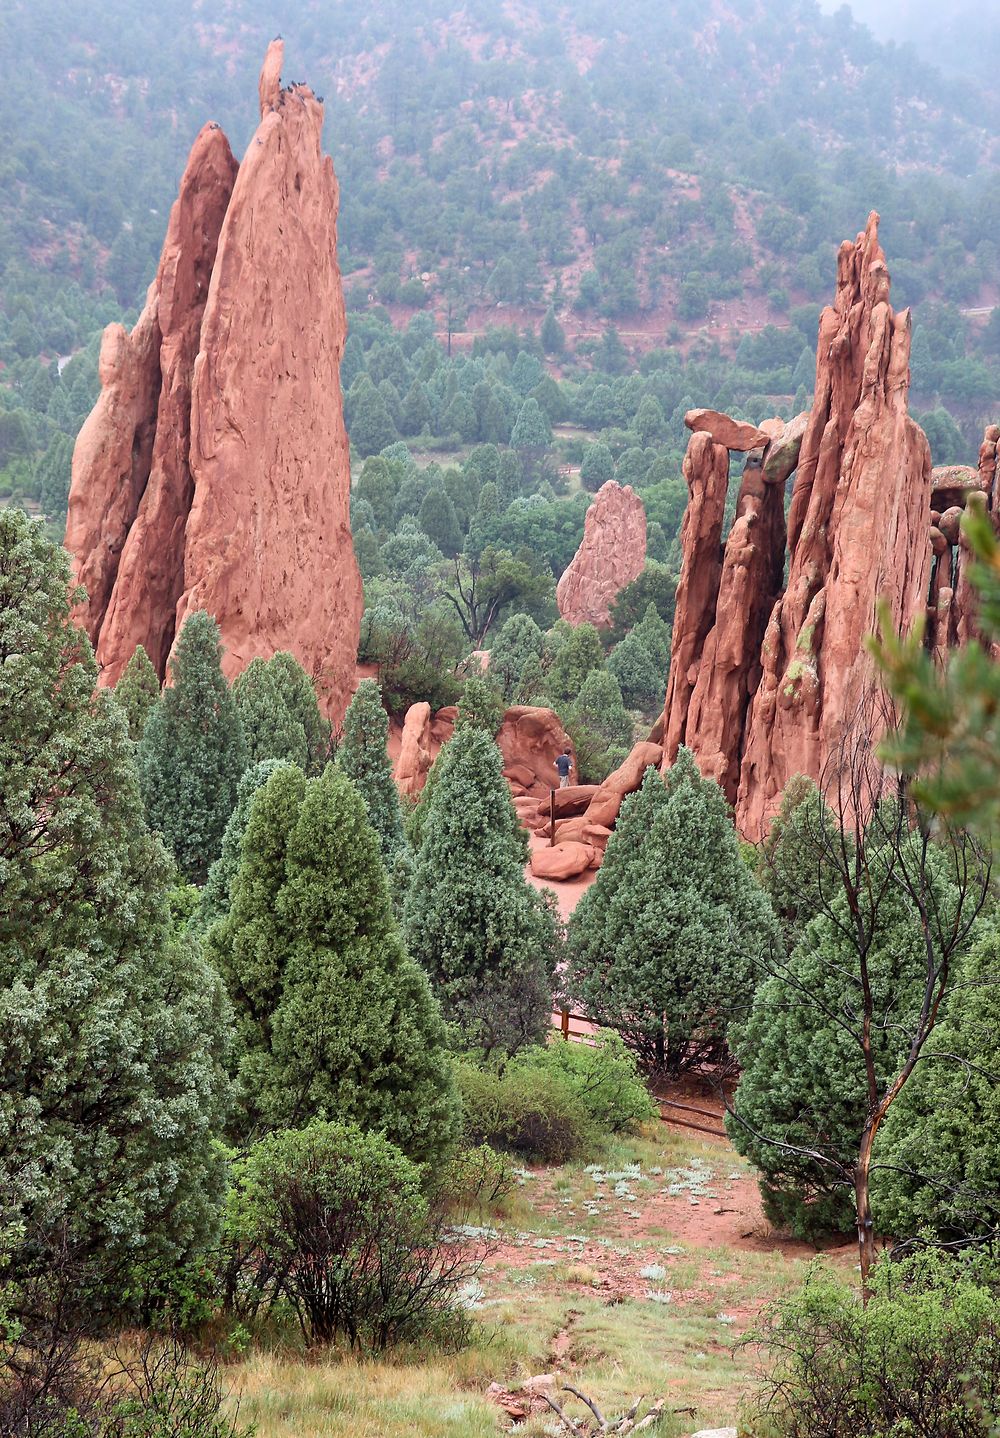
[555, 750, 573, 789]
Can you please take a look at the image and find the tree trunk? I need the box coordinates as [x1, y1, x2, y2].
[855, 1128, 877, 1302]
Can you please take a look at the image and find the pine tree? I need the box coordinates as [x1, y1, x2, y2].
[113, 643, 160, 741]
[401, 379, 432, 436]
[403, 728, 558, 1058]
[419, 487, 463, 557]
[580, 442, 615, 492]
[727, 837, 959, 1238]
[572, 668, 633, 751]
[336, 678, 407, 865]
[510, 396, 553, 450]
[208, 765, 458, 1161]
[138, 611, 247, 884]
[565, 753, 779, 1075]
[0, 510, 230, 1293]
[267, 651, 330, 773]
[608, 632, 665, 709]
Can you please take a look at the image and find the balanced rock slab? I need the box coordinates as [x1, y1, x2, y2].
[685, 408, 772, 452]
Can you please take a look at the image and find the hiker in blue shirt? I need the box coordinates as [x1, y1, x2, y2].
[554, 750, 573, 789]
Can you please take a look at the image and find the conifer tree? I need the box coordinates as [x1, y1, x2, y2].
[540, 306, 566, 356]
[572, 668, 633, 751]
[138, 610, 247, 884]
[234, 657, 309, 770]
[872, 930, 1000, 1241]
[565, 752, 779, 1074]
[335, 678, 406, 865]
[548, 622, 605, 705]
[607, 632, 665, 708]
[113, 643, 160, 741]
[208, 766, 457, 1161]
[0, 510, 230, 1292]
[404, 728, 558, 1057]
[489, 613, 544, 701]
[419, 487, 464, 557]
[194, 758, 289, 934]
[455, 672, 504, 736]
[266, 651, 331, 773]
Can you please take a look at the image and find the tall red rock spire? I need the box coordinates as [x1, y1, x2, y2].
[65, 42, 362, 725]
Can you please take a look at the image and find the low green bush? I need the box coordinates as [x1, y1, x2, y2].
[455, 1062, 595, 1164]
[743, 1248, 1000, 1437]
[224, 1122, 480, 1352]
[511, 1031, 656, 1134]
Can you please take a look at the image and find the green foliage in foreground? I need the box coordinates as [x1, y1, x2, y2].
[112, 643, 160, 742]
[138, 611, 247, 884]
[744, 1249, 1000, 1437]
[336, 678, 407, 865]
[0, 510, 230, 1294]
[566, 753, 779, 1075]
[874, 498, 1000, 838]
[872, 930, 1000, 1242]
[728, 838, 961, 1240]
[208, 765, 458, 1163]
[404, 728, 559, 1059]
[226, 1122, 477, 1352]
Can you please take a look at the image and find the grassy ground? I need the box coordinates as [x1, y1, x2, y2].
[226, 1125, 833, 1438]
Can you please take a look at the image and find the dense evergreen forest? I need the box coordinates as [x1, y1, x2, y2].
[2, 0, 999, 529]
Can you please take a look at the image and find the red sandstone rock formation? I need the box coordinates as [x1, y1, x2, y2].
[556, 481, 647, 629]
[661, 433, 729, 758]
[735, 215, 932, 838]
[679, 457, 786, 801]
[685, 408, 772, 452]
[394, 701, 434, 798]
[65, 308, 161, 641]
[529, 841, 596, 881]
[583, 741, 663, 829]
[65, 42, 362, 723]
[96, 126, 239, 680]
[496, 706, 576, 797]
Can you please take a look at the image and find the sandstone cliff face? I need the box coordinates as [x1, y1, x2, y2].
[65, 42, 362, 723]
[96, 125, 238, 682]
[556, 480, 647, 628]
[657, 214, 939, 840]
[736, 214, 931, 837]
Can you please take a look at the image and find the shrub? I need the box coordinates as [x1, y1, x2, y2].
[455, 1062, 596, 1164]
[743, 1249, 1000, 1437]
[511, 1032, 656, 1134]
[225, 1122, 480, 1351]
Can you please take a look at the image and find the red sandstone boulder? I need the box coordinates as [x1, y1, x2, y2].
[530, 842, 595, 881]
[554, 817, 613, 852]
[556, 480, 647, 628]
[762, 412, 809, 487]
[584, 741, 663, 829]
[932, 466, 984, 512]
[685, 408, 772, 452]
[496, 706, 575, 797]
[394, 701, 434, 798]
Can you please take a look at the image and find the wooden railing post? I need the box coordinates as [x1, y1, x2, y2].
[561, 1007, 570, 1041]
[549, 787, 556, 846]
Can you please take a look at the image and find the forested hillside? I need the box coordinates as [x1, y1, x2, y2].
[2, 0, 999, 523]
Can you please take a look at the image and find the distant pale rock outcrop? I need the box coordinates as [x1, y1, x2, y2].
[556, 480, 647, 628]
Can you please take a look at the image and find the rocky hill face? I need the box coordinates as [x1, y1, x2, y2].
[65, 42, 362, 723]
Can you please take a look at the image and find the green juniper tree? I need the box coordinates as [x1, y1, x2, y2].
[193, 758, 290, 935]
[112, 643, 160, 741]
[335, 679, 407, 866]
[565, 752, 779, 1075]
[455, 672, 504, 737]
[233, 652, 329, 775]
[488, 613, 544, 702]
[548, 622, 605, 705]
[138, 611, 247, 884]
[0, 510, 230, 1299]
[404, 727, 558, 1058]
[208, 765, 457, 1162]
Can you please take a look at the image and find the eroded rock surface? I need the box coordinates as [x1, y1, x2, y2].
[65, 42, 362, 723]
[556, 481, 647, 628]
